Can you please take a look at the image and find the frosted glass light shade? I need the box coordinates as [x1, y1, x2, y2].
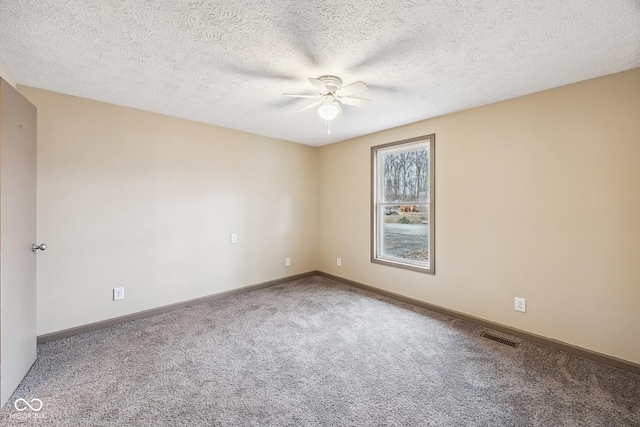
[317, 102, 340, 120]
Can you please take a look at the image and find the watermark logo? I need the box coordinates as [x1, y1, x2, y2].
[9, 398, 47, 420]
[15, 398, 43, 412]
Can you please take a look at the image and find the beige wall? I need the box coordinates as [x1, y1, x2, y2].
[19, 87, 318, 335]
[318, 69, 640, 364]
[15, 68, 640, 365]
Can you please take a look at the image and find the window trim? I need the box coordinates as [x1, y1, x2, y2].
[371, 134, 435, 274]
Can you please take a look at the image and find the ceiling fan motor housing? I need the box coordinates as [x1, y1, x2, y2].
[317, 75, 343, 93]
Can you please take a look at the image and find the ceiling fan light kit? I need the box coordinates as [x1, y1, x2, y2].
[317, 100, 341, 121]
[283, 75, 371, 132]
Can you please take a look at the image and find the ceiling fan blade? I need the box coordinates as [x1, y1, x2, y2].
[282, 93, 321, 99]
[339, 81, 368, 96]
[297, 100, 323, 112]
[308, 78, 328, 93]
[338, 96, 371, 107]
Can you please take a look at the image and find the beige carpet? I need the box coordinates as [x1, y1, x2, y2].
[2, 275, 639, 426]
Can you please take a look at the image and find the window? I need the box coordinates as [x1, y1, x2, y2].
[371, 134, 435, 274]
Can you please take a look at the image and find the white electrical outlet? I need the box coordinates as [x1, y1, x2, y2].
[114, 287, 125, 301]
[337, 258, 342, 267]
[285, 257, 291, 267]
[515, 297, 526, 313]
[230, 233, 238, 244]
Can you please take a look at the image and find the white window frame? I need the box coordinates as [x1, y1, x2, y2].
[371, 134, 435, 274]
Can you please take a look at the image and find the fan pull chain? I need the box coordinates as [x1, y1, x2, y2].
[327, 120, 331, 134]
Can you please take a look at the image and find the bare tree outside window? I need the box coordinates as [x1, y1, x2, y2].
[372, 135, 435, 274]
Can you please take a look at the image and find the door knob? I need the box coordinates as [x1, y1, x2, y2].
[32, 243, 47, 252]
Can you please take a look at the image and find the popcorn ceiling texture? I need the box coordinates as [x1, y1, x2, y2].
[0, 0, 639, 145]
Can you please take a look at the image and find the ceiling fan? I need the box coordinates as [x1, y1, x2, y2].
[282, 76, 370, 131]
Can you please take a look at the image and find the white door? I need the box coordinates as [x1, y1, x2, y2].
[0, 79, 38, 407]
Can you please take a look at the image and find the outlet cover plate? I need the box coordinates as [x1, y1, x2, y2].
[114, 287, 125, 301]
[515, 297, 526, 312]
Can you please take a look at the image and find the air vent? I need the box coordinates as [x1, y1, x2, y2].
[480, 331, 520, 348]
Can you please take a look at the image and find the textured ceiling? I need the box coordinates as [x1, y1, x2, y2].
[1, 0, 639, 146]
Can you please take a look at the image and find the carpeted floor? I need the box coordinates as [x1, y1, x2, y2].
[2, 275, 639, 426]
